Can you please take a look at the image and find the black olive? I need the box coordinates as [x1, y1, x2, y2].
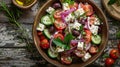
[52, 3, 61, 9]
[49, 26, 55, 33]
[72, 29, 80, 36]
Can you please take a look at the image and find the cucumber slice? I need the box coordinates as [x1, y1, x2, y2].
[41, 15, 53, 25]
[43, 29, 51, 39]
[91, 35, 101, 44]
[48, 48, 58, 58]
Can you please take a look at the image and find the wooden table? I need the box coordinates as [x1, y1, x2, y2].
[0, 0, 120, 67]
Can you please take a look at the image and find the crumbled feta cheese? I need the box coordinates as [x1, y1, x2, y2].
[62, 3, 70, 10]
[72, 20, 81, 30]
[90, 25, 99, 35]
[36, 23, 45, 31]
[82, 52, 91, 62]
[46, 7, 55, 14]
[94, 18, 100, 25]
[56, 47, 64, 52]
[74, 8, 85, 17]
[65, 13, 75, 22]
[77, 42, 84, 50]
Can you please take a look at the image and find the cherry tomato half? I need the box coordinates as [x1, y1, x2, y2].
[105, 58, 115, 67]
[110, 49, 119, 59]
[40, 38, 49, 49]
[83, 4, 93, 16]
[61, 56, 72, 64]
[54, 33, 64, 41]
[54, 9, 62, 19]
[54, 19, 66, 30]
[84, 29, 92, 44]
[89, 45, 98, 54]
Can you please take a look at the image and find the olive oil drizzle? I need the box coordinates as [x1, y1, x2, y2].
[16, 0, 34, 6]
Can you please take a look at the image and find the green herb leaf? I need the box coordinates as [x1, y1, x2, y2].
[53, 38, 67, 48]
[108, 0, 116, 5]
[64, 33, 74, 44]
[63, 0, 74, 5]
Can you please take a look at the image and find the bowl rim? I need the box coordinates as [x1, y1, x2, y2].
[32, 0, 108, 67]
[12, 0, 37, 9]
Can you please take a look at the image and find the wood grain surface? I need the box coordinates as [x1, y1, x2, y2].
[0, 0, 120, 67]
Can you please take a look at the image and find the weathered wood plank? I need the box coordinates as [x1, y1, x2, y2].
[0, 23, 33, 47]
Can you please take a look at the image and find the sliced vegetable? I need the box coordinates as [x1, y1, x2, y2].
[40, 38, 49, 49]
[83, 3, 93, 16]
[61, 56, 72, 64]
[84, 29, 92, 44]
[91, 35, 101, 44]
[43, 29, 51, 39]
[54, 9, 62, 19]
[41, 15, 53, 25]
[54, 33, 64, 41]
[48, 48, 58, 58]
[54, 19, 66, 30]
[89, 45, 98, 54]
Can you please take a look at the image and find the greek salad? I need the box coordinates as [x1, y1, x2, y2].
[36, 0, 102, 65]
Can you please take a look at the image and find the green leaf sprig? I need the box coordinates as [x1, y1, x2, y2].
[0, 1, 33, 52]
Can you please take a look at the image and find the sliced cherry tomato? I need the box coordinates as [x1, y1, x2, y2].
[54, 19, 66, 30]
[105, 58, 115, 67]
[69, 2, 78, 9]
[110, 49, 119, 59]
[83, 4, 93, 16]
[61, 56, 72, 64]
[84, 29, 92, 44]
[40, 38, 49, 49]
[74, 50, 86, 57]
[54, 33, 64, 40]
[54, 9, 62, 19]
[89, 45, 98, 54]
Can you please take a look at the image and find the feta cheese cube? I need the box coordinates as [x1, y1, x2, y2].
[77, 42, 84, 50]
[82, 52, 91, 62]
[74, 8, 85, 17]
[62, 3, 70, 10]
[46, 7, 55, 14]
[36, 23, 45, 31]
[90, 25, 99, 35]
[65, 13, 75, 22]
[94, 18, 100, 25]
[56, 47, 64, 52]
[72, 20, 82, 30]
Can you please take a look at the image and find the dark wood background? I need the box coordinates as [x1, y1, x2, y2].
[0, 0, 120, 67]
